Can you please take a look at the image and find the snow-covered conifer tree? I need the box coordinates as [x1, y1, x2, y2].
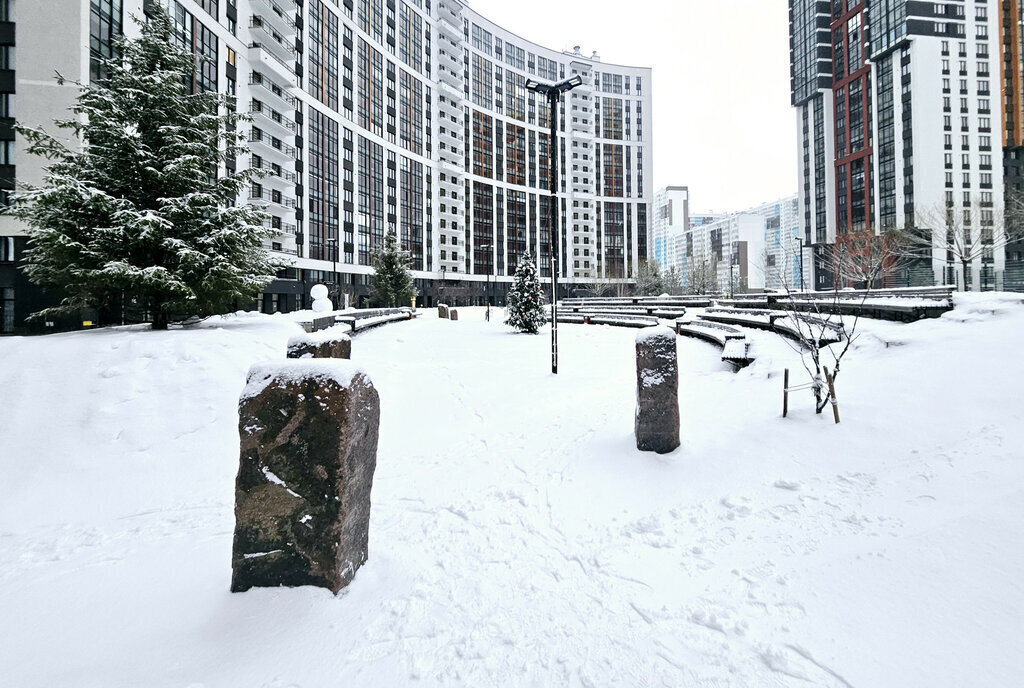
[505, 252, 545, 334]
[5, 5, 277, 329]
[370, 230, 416, 307]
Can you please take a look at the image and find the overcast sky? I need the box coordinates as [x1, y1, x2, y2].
[469, 0, 797, 214]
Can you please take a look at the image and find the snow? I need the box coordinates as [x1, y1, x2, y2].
[241, 359, 369, 400]
[287, 325, 352, 348]
[1, 300, 1023, 686]
[634, 323, 675, 343]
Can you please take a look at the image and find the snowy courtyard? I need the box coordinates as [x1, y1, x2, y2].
[1, 296, 1022, 687]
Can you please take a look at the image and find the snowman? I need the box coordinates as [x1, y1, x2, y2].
[310, 284, 334, 313]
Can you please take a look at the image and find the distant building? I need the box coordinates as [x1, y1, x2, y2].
[656, 194, 800, 294]
[747, 196, 802, 291]
[652, 186, 689, 270]
[689, 212, 729, 230]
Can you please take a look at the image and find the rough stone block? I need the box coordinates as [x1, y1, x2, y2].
[635, 326, 680, 454]
[287, 329, 352, 360]
[449, 309, 458, 321]
[232, 360, 380, 594]
[438, 304, 449, 319]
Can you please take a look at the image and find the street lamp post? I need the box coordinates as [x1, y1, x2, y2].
[526, 74, 583, 375]
[479, 243, 492, 321]
[795, 235, 805, 292]
[439, 265, 447, 305]
[729, 243, 736, 299]
[325, 237, 339, 306]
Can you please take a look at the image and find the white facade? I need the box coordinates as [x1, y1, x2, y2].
[660, 195, 799, 294]
[652, 186, 689, 270]
[790, 0, 1009, 291]
[1, 0, 654, 331]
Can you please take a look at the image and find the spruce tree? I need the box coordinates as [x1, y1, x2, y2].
[5, 6, 277, 329]
[505, 252, 546, 334]
[370, 230, 416, 307]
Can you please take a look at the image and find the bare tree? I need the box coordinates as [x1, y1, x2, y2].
[662, 265, 685, 295]
[893, 192, 1024, 291]
[763, 241, 903, 417]
[685, 250, 719, 295]
[825, 228, 920, 289]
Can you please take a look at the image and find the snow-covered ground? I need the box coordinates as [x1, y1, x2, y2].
[1, 296, 1022, 687]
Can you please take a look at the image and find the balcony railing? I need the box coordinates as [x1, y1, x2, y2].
[249, 72, 296, 110]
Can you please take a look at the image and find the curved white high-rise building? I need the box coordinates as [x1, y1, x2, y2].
[0, 0, 653, 331]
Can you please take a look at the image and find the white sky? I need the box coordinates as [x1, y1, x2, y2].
[468, 0, 797, 214]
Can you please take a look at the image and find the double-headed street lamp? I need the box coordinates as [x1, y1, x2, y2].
[526, 74, 583, 375]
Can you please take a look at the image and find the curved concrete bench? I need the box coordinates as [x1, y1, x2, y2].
[334, 308, 417, 334]
[564, 305, 689, 320]
[552, 312, 660, 328]
[699, 308, 843, 348]
[751, 287, 955, 322]
[674, 319, 754, 368]
[561, 296, 714, 309]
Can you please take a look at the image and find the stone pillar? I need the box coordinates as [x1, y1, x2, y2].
[287, 331, 352, 359]
[231, 360, 380, 594]
[635, 326, 680, 454]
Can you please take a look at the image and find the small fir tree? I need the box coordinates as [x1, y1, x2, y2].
[370, 230, 416, 307]
[505, 252, 546, 334]
[5, 6, 277, 329]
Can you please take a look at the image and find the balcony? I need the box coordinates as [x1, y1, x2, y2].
[572, 178, 593, 194]
[251, 108, 297, 139]
[439, 125, 464, 145]
[437, 79, 464, 103]
[436, 0, 463, 27]
[250, 130, 297, 159]
[437, 14, 463, 42]
[249, 72, 296, 111]
[251, 0, 298, 33]
[249, 187, 297, 209]
[247, 44, 296, 84]
[437, 157, 465, 177]
[570, 116, 591, 131]
[251, 160, 298, 185]
[438, 64, 463, 89]
[438, 44, 462, 75]
[250, 15, 296, 65]
[265, 218, 298, 235]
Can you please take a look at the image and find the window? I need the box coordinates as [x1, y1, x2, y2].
[0, 236, 14, 262]
[90, 0, 124, 82]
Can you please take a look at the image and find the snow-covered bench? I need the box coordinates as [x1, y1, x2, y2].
[552, 312, 660, 328]
[334, 307, 417, 334]
[563, 305, 689, 320]
[699, 308, 843, 347]
[752, 286, 955, 322]
[674, 319, 754, 368]
[561, 296, 714, 309]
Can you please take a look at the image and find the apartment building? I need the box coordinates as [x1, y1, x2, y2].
[789, 0, 1024, 291]
[661, 195, 799, 294]
[652, 185, 689, 270]
[0, 0, 653, 333]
